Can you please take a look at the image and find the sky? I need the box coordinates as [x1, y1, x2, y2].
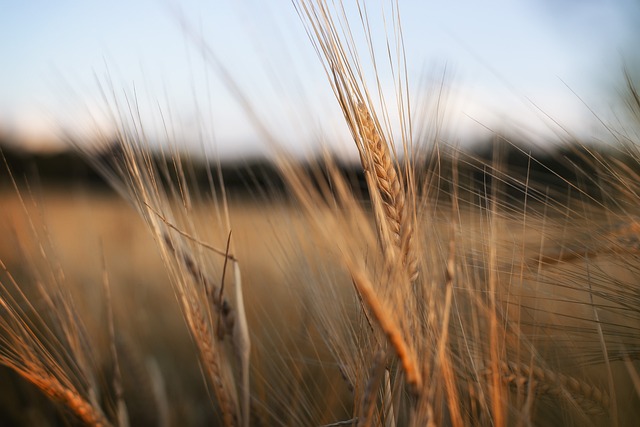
[0, 0, 639, 158]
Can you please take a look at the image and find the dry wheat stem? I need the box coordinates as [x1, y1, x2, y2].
[101, 253, 130, 427]
[230, 260, 251, 427]
[145, 201, 238, 262]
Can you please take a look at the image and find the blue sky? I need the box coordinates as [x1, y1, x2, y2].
[0, 0, 638, 157]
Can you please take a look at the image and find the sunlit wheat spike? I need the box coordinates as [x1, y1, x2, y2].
[355, 103, 405, 245]
[355, 103, 418, 282]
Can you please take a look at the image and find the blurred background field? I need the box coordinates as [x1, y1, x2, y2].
[2, 137, 639, 424]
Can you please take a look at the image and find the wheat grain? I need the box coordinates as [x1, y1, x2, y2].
[355, 104, 418, 283]
[29, 370, 111, 427]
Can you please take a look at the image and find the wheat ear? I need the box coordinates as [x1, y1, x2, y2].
[0, 259, 111, 427]
[0, 320, 111, 426]
[162, 235, 239, 426]
[23, 370, 111, 426]
[355, 104, 405, 245]
[355, 104, 418, 282]
[192, 302, 239, 427]
[350, 269, 423, 393]
[485, 361, 611, 416]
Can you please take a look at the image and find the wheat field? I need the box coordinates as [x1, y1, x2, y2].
[2, 0, 640, 426]
[1, 179, 639, 426]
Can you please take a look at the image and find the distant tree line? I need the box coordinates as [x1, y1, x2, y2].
[1, 136, 636, 207]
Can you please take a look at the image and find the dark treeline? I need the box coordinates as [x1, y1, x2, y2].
[1, 137, 636, 207]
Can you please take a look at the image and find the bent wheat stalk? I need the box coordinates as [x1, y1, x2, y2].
[293, 0, 425, 422]
[0, 261, 112, 427]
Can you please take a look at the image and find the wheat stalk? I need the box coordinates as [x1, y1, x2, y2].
[292, 1, 426, 423]
[90, 131, 250, 426]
